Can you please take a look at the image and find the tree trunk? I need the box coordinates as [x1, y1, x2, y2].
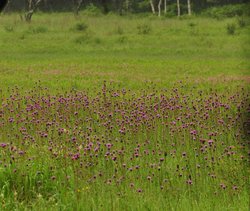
[177, 0, 180, 17]
[187, 0, 191, 15]
[125, 0, 129, 12]
[164, 0, 167, 14]
[158, 0, 162, 17]
[149, 0, 155, 14]
[25, 0, 42, 22]
[73, 0, 83, 16]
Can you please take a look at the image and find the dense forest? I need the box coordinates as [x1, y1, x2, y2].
[3, 0, 249, 14]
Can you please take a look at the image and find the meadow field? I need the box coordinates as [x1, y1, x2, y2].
[0, 13, 249, 210]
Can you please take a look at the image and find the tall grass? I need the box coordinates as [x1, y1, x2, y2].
[0, 82, 249, 210]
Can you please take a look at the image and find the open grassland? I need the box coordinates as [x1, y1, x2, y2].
[0, 13, 249, 210]
[0, 13, 249, 91]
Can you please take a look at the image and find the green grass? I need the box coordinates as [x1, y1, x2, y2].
[0, 13, 249, 210]
[0, 13, 249, 92]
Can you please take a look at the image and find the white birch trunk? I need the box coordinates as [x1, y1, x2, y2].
[164, 0, 167, 14]
[150, 0, 155, 14]
[74, 0, 83, 15]
[177, 0, 180, 17]
[158, 0, 162, 17]
[28, 0, 32, 10]
[187, 0, 191, 15]
[25, 0, 42, 22]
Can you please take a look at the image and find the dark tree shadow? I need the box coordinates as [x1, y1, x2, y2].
[0, 0, 8, 12]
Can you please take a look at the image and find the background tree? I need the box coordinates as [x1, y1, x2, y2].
[158, 0, 162, 16]
[149, 0, 156, 14]
[2, 0, 249, 15]
[164, 0, 167, 14]
[72, 0, 84, 15]
[187, 0, 191, 15]
[177, 0, 180, 16]
[24, 0, 42, 22]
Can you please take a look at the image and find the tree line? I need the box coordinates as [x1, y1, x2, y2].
[1, 0, 248, 21]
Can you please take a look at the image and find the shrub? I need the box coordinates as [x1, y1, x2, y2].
[137, 1, 151, 13]
[82, 3, 102, 16]
[73, 32, 101, 45]
[202, 4, 249, 19]
[164, 3, 189, 17]
[73, 22, 88, 32]
[226, 23, 236, 35]
[188, 22, 196, 27]
[137, 23, 151, 35]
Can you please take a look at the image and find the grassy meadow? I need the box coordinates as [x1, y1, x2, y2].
[0, 12, 249, 210]
[0, 13, 249, 91]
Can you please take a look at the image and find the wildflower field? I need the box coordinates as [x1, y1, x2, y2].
[0, 13, 249, 210]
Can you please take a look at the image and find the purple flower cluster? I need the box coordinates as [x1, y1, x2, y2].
[0, 83, 249, 194]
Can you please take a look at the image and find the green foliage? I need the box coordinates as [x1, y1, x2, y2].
[74, 30, 102, 45]
[137, 23, 151, 34]
[82, 3, 102, 16]
[136, 1, 151, 13]
[164, 3, 188, 17]
[202, 4, 249, 19]
[226, 23, 236, 35]
[188, 22, 196, 27]
[73, 22, 88, 32]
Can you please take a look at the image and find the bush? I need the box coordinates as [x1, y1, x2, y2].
[137, 1, 151, 13]
[188, 22, 196, 27]
[202, 4, 249, 19]
[73, 31, 101, 45]
[226, 23, 236, 35]
[164, 3, 188, 17]
[82, 3, 102, 16]
[137, 23, 151, 35]
[73, 22, 88, 32]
